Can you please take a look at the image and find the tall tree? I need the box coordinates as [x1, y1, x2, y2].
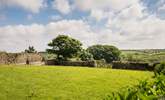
[87, 45, 121, 63]
[47, 35, 82, 61]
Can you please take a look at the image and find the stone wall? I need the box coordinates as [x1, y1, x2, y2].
[0, 52, 44, 65]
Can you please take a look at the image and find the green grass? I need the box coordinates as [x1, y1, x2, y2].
[121, 50, 165, 63]
[0, 65, 153, 100]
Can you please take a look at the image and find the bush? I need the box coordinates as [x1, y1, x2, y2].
[104, 75, 165, 100]
[105, 61, 165, 100]
[154, 62, 165, 76]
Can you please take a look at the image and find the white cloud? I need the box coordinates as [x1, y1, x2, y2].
[0, 0, 45, 13]
[0, 20, 96, 52]
[0, 15, 165, 52]
[158, 4, 165, 11]
[46, 20, 97, 46]
[0, 24, 46, 52]
[117, 3, 145, 19]
[90, 9, 107, 21]
[0, 0, 165, 52]
[73, 0, 142, 21]
[106, 13, 165, 49]
[74, 0, 140, 11]
[52, 0, 71, 14]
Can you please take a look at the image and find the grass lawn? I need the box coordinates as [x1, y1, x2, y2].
[0, 65, 153, 100]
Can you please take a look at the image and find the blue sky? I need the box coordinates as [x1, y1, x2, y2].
[0, 0, 90, 26]
[0, 0, 165, 52]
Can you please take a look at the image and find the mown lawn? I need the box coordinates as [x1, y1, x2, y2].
[0, 65, 153, 100]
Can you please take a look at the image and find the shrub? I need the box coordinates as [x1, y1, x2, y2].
[154, 62, 165, 76]
[104, 75, 165, 100]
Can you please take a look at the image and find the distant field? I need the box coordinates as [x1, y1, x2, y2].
[121, 49, 165, 63]
[0, 65, 153, 100]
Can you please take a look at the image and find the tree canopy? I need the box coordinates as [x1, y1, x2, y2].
[47, 35, 82, 61]
[87, 45, 121, 63]
[79, 49, 93, 61]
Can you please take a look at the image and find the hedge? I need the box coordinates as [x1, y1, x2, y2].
[112, 61, 154, 71]
[45, 60, 112, 68]
[45, 60, 95, 67]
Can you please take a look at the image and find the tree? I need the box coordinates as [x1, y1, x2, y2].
[154, 62, 165, 76]
[80, 49, 93, 61]
[87, 45, 121, 63]
[47, 35, 83, 61]
[25, 46, 36, 53]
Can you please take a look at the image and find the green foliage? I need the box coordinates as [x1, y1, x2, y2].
[104, 88, 142, 100]
[154, 62, 165, 76]
[87, 45, 121, 63]
[105, 73, 165, 100]
[79, 49, 93, 61]
[25, 46, 36, 53]
[47, 35, 83, 61]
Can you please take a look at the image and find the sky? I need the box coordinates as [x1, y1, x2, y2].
[0, 0, 165, 52]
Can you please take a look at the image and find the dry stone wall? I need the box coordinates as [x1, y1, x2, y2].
[0, 52, 44, 65]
